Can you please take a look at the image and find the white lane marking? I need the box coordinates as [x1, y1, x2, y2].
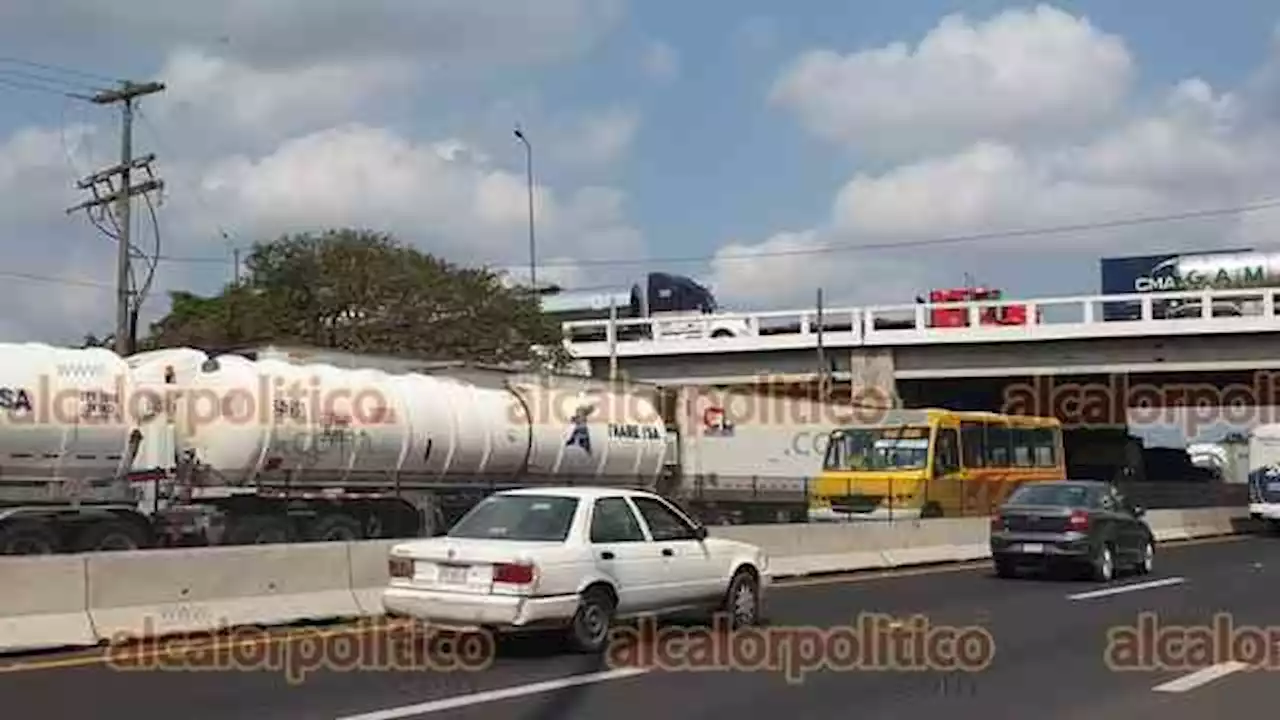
[1067, 576, 1185, 600]
[332, 667, 652, 720]
[1153, 662, 1249, 693]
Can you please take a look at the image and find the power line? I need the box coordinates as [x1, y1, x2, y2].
[502, 194, 1280, 270]
[0, 269, 114, 290]
[0, 56, 120, 85]
[132, 192, 1280, 277]
[0, 74, 94, 101]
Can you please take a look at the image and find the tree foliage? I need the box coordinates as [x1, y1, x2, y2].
[139, 229, 571, 367]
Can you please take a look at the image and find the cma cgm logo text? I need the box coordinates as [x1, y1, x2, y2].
[1134, 266, 1265, 292]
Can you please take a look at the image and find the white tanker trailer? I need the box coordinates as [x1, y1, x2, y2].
[0, 343, 832, 554]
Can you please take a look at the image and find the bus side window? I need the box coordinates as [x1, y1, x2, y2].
[1012, 428, 1034, 467]
[985, 425, 1011, 466]
[934, 427, 960, 475]
[960, 422, 985, 469]
[1032, 428, 1057, 467]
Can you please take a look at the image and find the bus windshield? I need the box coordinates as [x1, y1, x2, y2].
[823, 426, 931, 471]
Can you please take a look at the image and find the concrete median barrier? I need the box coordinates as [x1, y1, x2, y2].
[0, 555, 96, 653]
[347, 539, 399, 615]
[711, 518, 993, 575]
[85, 542, 363, 642]
[1145, 507, 1253, 542]
[0, 505, 1257, 657]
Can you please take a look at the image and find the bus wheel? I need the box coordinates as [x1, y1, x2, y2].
[920, 502, 943, 519]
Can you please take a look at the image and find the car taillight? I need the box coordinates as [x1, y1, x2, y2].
[1068, 511, 1090, 530]
[989, 515, 1003, 531]
[389, 556, 414, 578]
[493, 562, 535, 585]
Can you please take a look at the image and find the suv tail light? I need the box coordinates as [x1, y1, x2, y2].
[1068, 511, 1090, 531]
[989, 515, 1003, 532]
[388, 556, 414, 578]
[493, 562, 536, 585]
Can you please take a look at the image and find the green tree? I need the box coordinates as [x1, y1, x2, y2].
[140, 229, 571, 367]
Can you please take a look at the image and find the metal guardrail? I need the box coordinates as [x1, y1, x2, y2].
[562, 288, 1280, 357]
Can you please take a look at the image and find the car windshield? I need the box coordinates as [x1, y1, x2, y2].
[1007, 484, 1093, 507]
[447, 495, 579, 541]
[823, 426, 931, 471]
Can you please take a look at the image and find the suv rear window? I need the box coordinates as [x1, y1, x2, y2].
[448, 495, 579, 541]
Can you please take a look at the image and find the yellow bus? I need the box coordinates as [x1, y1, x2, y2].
[809, 408, 1065, 521]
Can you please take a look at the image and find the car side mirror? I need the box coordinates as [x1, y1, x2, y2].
[693, 525, 708, 541]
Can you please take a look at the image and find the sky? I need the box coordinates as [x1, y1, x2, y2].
[2, 0, 1280, 344]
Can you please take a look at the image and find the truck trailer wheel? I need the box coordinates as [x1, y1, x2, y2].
[71, 519, 151, 552]
[306, 514, 364, 542]
[0, 520, 60, 555]
[224, 516, 291, 545]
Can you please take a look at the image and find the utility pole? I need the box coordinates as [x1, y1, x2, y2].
[67, 80, 165, 357]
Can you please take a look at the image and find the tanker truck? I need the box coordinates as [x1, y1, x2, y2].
[0, 343, 834, 554]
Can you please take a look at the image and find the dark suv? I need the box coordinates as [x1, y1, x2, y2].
[989, 480, 1154, 581]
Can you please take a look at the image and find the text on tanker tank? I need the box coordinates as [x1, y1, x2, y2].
[607, 423, 663, 440]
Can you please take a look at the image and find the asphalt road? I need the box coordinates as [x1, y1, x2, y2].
[4, 534, 1280, 720]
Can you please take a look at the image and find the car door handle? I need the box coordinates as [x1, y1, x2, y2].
[662, 548, 674, 557]
[600, 551, 615, 560]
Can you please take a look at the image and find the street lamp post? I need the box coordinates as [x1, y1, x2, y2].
[514, 125, 536, 290]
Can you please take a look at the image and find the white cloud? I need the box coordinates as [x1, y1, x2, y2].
[642, 40, 681, 82]
[184, 124, 643, 274]
[0, 125, 122, 342]
[712, 7, 1280, 311]
[770, 4, 1134, 160]
[147, 48, 417, 152]
[547, 107, 642, 168]
[0, 1, 646, 344]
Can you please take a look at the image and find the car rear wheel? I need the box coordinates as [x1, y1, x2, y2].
[1091, 543, 1115, 582]
[1136, 539, 1154, 575]
[566, 587, 615, 653]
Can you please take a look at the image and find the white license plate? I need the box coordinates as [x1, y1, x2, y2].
[1018, 543, 1044, 553]
[1268, 482, 1280, 492]
[438, 565, 468, 584]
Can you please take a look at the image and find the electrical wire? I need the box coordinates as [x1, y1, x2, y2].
[132, 193, 1280, 274]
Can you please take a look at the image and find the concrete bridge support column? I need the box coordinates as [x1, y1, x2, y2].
[848, 348, 899, 409]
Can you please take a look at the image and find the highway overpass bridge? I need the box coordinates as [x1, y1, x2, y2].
[562, 287, 1280, 422]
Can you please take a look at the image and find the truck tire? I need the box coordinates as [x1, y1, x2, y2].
[0, 520, 60, 555]
[225, 516, 291, 545]
[71, 519, 150, 552]
[306, 514, 364, 542]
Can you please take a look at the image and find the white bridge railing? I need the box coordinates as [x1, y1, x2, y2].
[561, 288, 1280, 357]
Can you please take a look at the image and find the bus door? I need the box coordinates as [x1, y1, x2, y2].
[927, 421, 964, 517]
[960, 419, 1007, 516]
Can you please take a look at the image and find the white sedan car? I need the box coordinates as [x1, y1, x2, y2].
[382, 486, 770, 652]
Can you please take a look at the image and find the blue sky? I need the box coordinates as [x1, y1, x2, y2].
[1, 1, 1280, 342]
